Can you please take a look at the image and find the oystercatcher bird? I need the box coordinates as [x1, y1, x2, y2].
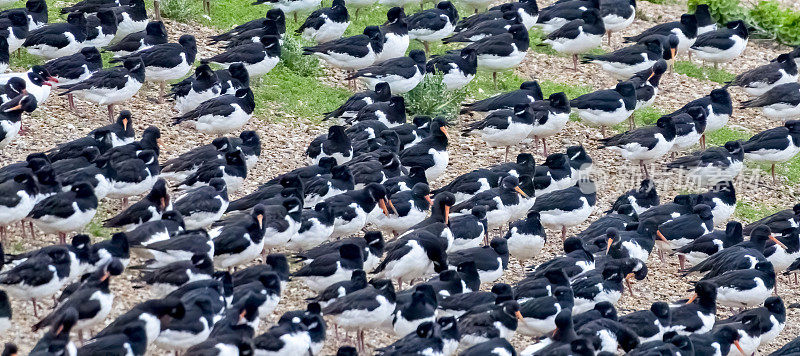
[451, 175, 530, 231]
[169, 64, 221, 114]
[0, 174, 38, 242]
[27, 181, 97, 244]
[534, 0, 600, 35]
[704, 261, 775, 308]
[607, 178, 659, 215]
[728, 53, 798, 97]
[741, 82, 800, 122]
[375, 7, 408, 64]
[84, 9, 118, 49]
[0, 93, 37, 148]
[176, 149, 248, 193]
[399, 117, 449, 181]
[407, 1, 458, 54]
[103, 21, 168, 57]
[0, 248, 72, 316]
[323, 279, 396, 352]
[173, 178, 229, 230]
[462, 103, 534, 161]
[667, 140, 744, 185]
[103, 178, 168, 231]
[23, 12, 86, 59]
[110, 34, 196, 102]
[599, 115, 677, 177]
[693, 4, 715, 34]
[325, 81, 391, 122]
[532, 180, 596, 240]
[458, 300, 522, 348]
[255, 0, 320, 22]
[670, 87, 732, 147]
[624, 13, 698, 57]
[292, 243, 363, 292]
[426, 47, 478, 90]
[690, 20, 748, 68]
[43, 46, 102, 112]
[442, 10, 522, 44]
[172, 88, 256, 135]
[683, 225, 782, 280]
[527, 93, 571, 157]
[570, 82, 636, 134]
[59, 56, 145, 120]
[392, 284, 437, 336]
[517, 286, 574, 337]
[720, 295, 785, 346]
[619, 302, 671, 343]
[600, 0, 635, 45]
[460, 80, 542, 114]
[1, 0, 47, 31]
[582, 37, 663, 80]
[348, 49, 426, 94]
[675, 220, 743, 266]
[303, 25, 384, 85]
[466, 24, 529, 87]
[543, 9, 605, 71]
[29, 308, 78, 355]
[743, 203, 800, 236]
[740, 120, 800, 182]
[670, 107, 707, 152]
[655, 204, 713, 267]
[206, 35, 281, 78]
[296, 0, 349, 43]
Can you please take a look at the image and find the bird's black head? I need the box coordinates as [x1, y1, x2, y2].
[490, 237, 508, 255]
[593, 301, 617, 320]
[54, 307, 78, 336]
[713, 325, 740, 346]
[65, 11, 86, 28]
[179, 34, 197, 53]
[723, 140, 743, 158]
[350, 269, 367, 285]
[581, 8, 602, 25]
[650, 300, 670, 320]
[338, 243, 363, 262]
[4, 77, 25, 97]
[26, 0, 46, 13]
[363, 25, 384, 50]
[764, 296, 785, 315]
[754, 261, 774, 274]
[544, 152, 569, 170]
[96, 9, 116, 26]
[549, 92, 570, 110]
[643, 37, 663, 56]
[161, 210, 184, 228]
[409, 49, 426, 65]
[331, 0, 346, 8]
[785, 120, 800, 134]
[207, 177, 227, 193]
[436, 1, 458, 23]
[225, 149, 246, 167]
[336, 346, 358, 356]
[726, 19, 748, 37]
[386, 6, 406, 25]
[71, 181, 95, 198]
[5, 10, 27, 27]
[553, 308, 573, 331]
[266, 8, 285, 26]
[680, 13, 698, 32]
[0, 343, 13, 356]
[569, 339, 595, 356]
[692, 203, 713, 221]
[615, 81, 636, 98]
[146, 21, 168, 37]
[507, 23, 528, 41]
[123, 57, 145, 78]
[257, 272, 281, 292]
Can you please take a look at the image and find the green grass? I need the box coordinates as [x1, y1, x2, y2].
[734, 200, 781, 222]
[253, 62, 351, 120]
[674, 60, 736, 84]
[705, 126, 751, 146]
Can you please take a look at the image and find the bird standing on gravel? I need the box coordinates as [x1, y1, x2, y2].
[407, 1, 459, 54]
[741, 82, 800, 122]
[690, 19, 749, 68]
[59, 57, 145, 121]
[462, 103, 534, 162]
[23, 12, 86, 59]
[727, 52, 798, 97]
[206, 35, 281, 78]
[544, 9, 605, 71]
[599, 115, 676, 178]
[44, 47, 102, 113]
[624, 13, 698, 57]
[303, 26, 384, 86]
[0, 93, 38, 148]
[110, 34, 197, 103]
[741, 120, 800, 182]
[348, 49, 426, 94]
[570, 82, 636, 134]
[582, 37, 663, 80]
[466, 23, 529, 87]
[426, 47, 478, 90]
[296, 0, 349, 44]
[172, 88, 256, 135]
[104, 21, 168, 57]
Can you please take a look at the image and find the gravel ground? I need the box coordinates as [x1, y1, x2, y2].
[1, 0, 799, 354]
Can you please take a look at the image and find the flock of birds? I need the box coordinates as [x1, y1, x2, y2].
[0, 0, 799, 354]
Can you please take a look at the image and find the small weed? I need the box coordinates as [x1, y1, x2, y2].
[404, 74, 467, 119]
[10, 50, 43, 71]
[674, 60, 736, 84]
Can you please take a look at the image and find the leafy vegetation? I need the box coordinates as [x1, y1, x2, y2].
[688, 0, 800, 46]
[674, 60, 736, 83]
[733, 200, 777, 222]
[404, 75, 467, 119]
[705, 126, 750, 146]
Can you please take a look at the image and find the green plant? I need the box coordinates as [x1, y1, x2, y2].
[689, 0, 800, 46]
[159, 0, 203, 22]
[688, 0, 750, 25]
[674, 60, 736, 83]
[404, 74, 467, 119]
[280, 36, 322, 77]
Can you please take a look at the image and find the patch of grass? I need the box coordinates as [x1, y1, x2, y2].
[705, 126, 751, 146]
[160, 0, 205, 23]
[252, 62, 351, 120]
[674, 60, 736, 84]
[10, 51, 43, 71]
[734, 200, 781, 222]
[86, 217, 114, 238]
[539, 79, 594, 99]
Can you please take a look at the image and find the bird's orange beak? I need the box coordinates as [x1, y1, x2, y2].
[686, 293, 697, 304]
[647, 70, 655, 81]
[734, 340, 745, 356]
[239, 310, 247, 323]
[769, 235, 787, 249]
[514, 186, 529, 198]
[257, 214, 263, 229]
[379, 199, 390, 217]
[122, 118, 128, 131]
[444, 205, 450, 225]
[670, 48, 676, 59]
[160, 197, 166, 210]
[4, 103, 22, 112]
[157, 138, 163, 149]
[56, 325, 64, 335]
[605, 238, 613, 254]
[440, 126, 449, 139]
[656, 230, 668, 242]
[425, 194, 433, 206]
[100, 270, 111, 282]
[387, 199, 397, 215]
[515, 310, 523, 320]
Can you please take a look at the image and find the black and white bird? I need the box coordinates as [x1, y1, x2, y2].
[449, 205, 488, 250]
[654, 204, 714, 265]
[534, 0, 599, 35]
[447, 237, 508, 284]
[744, 203, 800, 236]
[526, 93, 571, 156]
[703, 260, 775, 309]
[582, 37, 663, 80]
[103, 21, 168, 57]
[375, 7, 409, 64]
[392, 284, 437, 336]
[426, 47, 478, 90]
[0, 10, 28, 54]
[544, 9, 605, 71]
[443, 9, 521, 45]
[23, 12, 86, 59]
[671, 107, 707, 152]
[27, 182, 97, 244]
[296, 0, 349, 44]
[619, 302, 671, 343]
[372, 230, 448, 286]
[324, 81, 391, 121]
[0, 248, 72, 317]
[292, 243, 363, 292]
[624, 13, 698, 56]
[1, 0, 47, 31]
[44, 46, 102, 112]
[206, 35, 281, 78]
[517, 286, 574, 337]
[451, 175, 529, 230]
[348, 49, 426, 94]
[600, 0, 636, 44]
[169, 64, 229, 115]
[630, 58, 668, 110]
[728, 52, 798, 97]
[671, 88, 732, 145]
[460, 80, 543, 115]
[458, 300, 522, 348]
[399, 117, 450, 181]
[110, 34, 197, 101]
[173, 178, 229, 230]
[172, 88, 256, 135]
[465, 24, 529, 85]
[59, 56, 145, 120]
[176, 150, 248, 193]
[462, 103, 533, 161]
[0, 94, 37, 148]
[571, 82, 636, 135]
[83, 9, 118, 49]
[138, 254, 214, 297]
[505, 210, 546, 261]
[599, 115, 676, 177]
[740, 120, 800, 182]
[690, 20, 748, 67]
[741, 82, 800, 122]
[323, 279, 396, 352]
[0, 291, 9, 334]
[531, 180, 596, 240]
[407, 1, 458, 53]
[303, 26, 384, 73]
[667, 140, 744, 185]
[103, 178, 168, 231]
